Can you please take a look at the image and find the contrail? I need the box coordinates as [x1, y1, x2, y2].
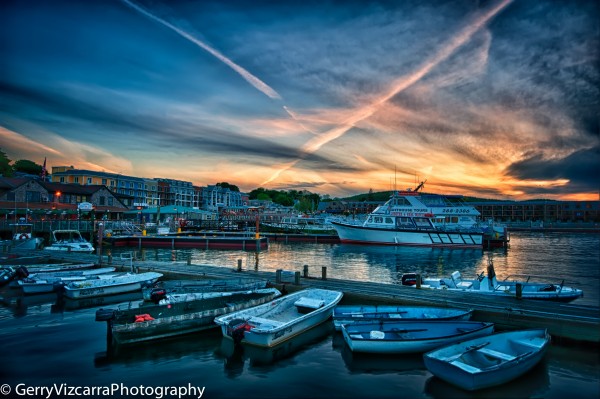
[262, 0, 513, 185]
[121, 0, 281, 99]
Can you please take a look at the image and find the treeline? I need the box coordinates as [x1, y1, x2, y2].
[248, 188, 321, 212]
[0, 148, 43, 177]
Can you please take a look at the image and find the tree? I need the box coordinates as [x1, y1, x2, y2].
[0, 148, 13, 177]
[13, 159, 42, 175]
[216, 182, 239, 192]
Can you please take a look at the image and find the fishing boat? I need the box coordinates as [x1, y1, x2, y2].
[423, 329, 551, 391]
[403, 258, 583, 302]
[330, 182, 505, 248]
[63, 272, 163, 299]
[95, 288, 281, 346]
[333, 305, 473, 331]
[341, 320, 494, 354]
[142, 277, 267, 302]
[43, 230, 95, 253]
[214, 288, 343, 347]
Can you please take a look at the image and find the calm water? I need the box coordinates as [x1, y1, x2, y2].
[0, 232, 598, 399]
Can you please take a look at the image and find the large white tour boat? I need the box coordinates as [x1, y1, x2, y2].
[331, 183, 503, 248]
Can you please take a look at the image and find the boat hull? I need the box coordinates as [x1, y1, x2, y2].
[215, 288, 343, 348]
[333, 306, 472, 331]
[423, 329, 550, 391]
[342, 321, 494, 354]
[63, 272, 162, 299]
[332, 222, 483, 248]
[109, 289, 281, 345]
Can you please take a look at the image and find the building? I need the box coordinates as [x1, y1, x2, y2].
[202, 185, 245, 211]
[472, 200, 600, 223]
[0, 177, 128, 220]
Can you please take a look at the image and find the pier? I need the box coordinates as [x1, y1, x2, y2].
[4, 248, 598, 345]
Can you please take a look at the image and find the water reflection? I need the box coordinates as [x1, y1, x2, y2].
[218, 321, 334, 375]
[423, 360, 550, 398]
[340, 345, 426, 375]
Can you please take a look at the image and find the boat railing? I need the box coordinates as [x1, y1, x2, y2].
[500, 274, 580, 285]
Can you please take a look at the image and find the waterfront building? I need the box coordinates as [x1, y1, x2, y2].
[202, 185, 244, 211]
[0, 177, 128, 220]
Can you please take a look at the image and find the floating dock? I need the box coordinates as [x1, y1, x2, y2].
[106, 234, 268, 251]
[5, 249, 599, 345]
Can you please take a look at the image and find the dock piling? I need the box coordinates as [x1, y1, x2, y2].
[322, 266, 327, 280]
[275, 269, 282, 284]
[416, 273, 421, 289]
[516, 283, 523, 299]
[303, 264, 309, 278]
[237, 259, 242, 272]
[294, 271, 301, 285]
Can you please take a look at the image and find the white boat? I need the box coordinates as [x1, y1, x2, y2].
[423, 329, 551, 391]
[25, 262, 96, 274]
[262, 215, 337, 234]
[404, 258, 583, 302]
[10, 219, 44, 250]
[96, 288, 281, 346]
[331, 183, 501, 247]
[333, 305, 473, 331]
[143, 277, 267, 302]
[214, 288, 343, 347]
[43, 230, 95, 253]
[63, 272, 163, 299]
[342, 320, 494, 354]
[16, 267, 117, 294]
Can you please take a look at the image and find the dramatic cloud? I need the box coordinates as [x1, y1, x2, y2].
[0, 0, 598, 199]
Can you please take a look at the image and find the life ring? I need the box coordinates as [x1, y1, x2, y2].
[19, 234, 28, 240]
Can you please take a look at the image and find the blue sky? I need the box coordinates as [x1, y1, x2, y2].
[1, 0, 598, 200]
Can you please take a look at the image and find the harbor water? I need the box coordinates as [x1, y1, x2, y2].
[1, 231, 599, 398]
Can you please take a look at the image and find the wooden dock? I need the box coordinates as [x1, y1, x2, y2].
[5, 249, 599, 345]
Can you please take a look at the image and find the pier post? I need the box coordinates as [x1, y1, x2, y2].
[187, 253, 192, 265]
[141, 250, 146, 261]
[416, 273, 421, 289]
[108, 254, 112, 265]
[294, 271, 301, 285]
[516, 283, 523, 299]
[276, 269, 282, 284]
[303, 264, 309, 278]
[237, 259, 242, 272]
[322, 266, 327, 280]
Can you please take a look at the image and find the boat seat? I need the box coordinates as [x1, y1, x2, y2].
[478, 347, 516, 361]
[511, 338, 545, 349]
[248, 316, 285, 328]
[456, 281, 473, 289]
[294, 297, 325, 309]
[450, 360, 482, 373]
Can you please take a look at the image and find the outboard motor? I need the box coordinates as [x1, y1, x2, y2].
[95, 308, 116, 322]
[149, 288, 168, 304]
[401, 273, 418, 286]
[228, 319, 251, 344]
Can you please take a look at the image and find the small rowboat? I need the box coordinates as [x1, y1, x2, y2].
[342, 320, 494, 354]
[333, 305, 472, 330]
[423, 329, 550, 391]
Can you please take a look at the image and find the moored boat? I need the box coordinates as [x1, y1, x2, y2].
[403, 258, 583, 302]
[63, 272, 163, 299]
[10, 219, 44, 250]
[16, 267, 118, 294]
[341, 320, 494, 354]
[142, 277, 267, 302]
[43, 229, 95, 253]
[214, 288, 343, 347]
[423, 329, 551, 391]
[96, 288, 281, 346]
[333, 305, 473, 331]
[331, 183, 492, 248]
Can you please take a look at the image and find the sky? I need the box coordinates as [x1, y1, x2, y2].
[1, 0, 598, 201]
